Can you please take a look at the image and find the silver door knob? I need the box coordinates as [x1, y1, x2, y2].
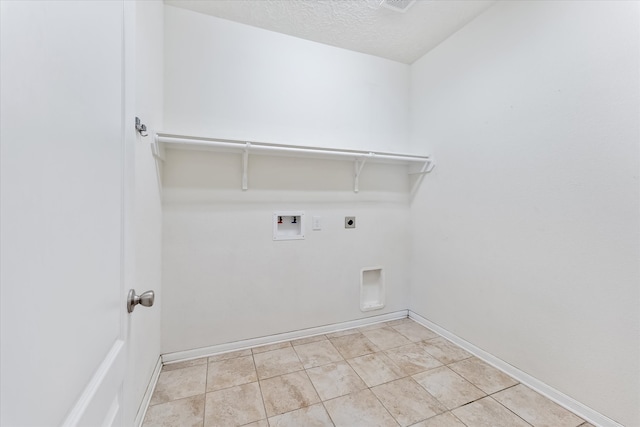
[127, 289, 155, 313]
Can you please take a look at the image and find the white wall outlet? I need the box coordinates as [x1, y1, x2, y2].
[312, 216, 322, 230]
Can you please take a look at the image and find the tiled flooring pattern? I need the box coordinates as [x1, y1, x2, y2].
[144, 318, 594, 427]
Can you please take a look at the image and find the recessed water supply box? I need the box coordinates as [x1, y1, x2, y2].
[360, 267, 385, 311]
[273, 211, 305, 241]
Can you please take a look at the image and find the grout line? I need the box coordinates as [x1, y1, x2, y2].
[367, 387, 402, 426]
[300, 368, 335, 426]
[202, 357, 209, 426]
[319, 399, 337, 427]
[369, 384, 402, 425]
[253, 351, 270, 425]
[289, 342, 305, 369]
[487, 394, 536, 427]
[300, 364, 338, 425]
[488, 382, 521, 396]
[453, 412, 471, 427]
[420, 411, 470, 427]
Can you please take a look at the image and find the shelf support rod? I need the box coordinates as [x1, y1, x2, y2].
[155, 134, 430, 164]
[354, 155, 371, 193]
[242, 142, 250, 191]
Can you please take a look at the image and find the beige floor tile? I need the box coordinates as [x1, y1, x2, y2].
[149, 329, 592, 427]
[207, 355, 257, 392]
[268, 403, 334, 427]
[306, 361, 368, 400]
[385, 318, 412, 327]
[390, 322, 439, 342]
[294, 340, 344, 368]
[361, 327, 412, 350]
[448, 357, 518, 394]
[325, 329, 360, 339]
[452, 396, 530, 427]
[385, 343, 443, 375]
[347, 352, 406, 387]
[204, 382, 266, 427]
[208, 349, 252, 363]
[358, 322, 389, 332]
[330, 333, 380, 359]
[324, 389, 399, 427]
[493, 384, 584, 427]
[412, 366, 485, 410]
[150, 364, 207, 406]
[259, 371, 321, 417]
[409, 411, 466, 427]
[371, 377, 445, 426]
[253, 347, 303, 379]
[418, 337, 472, 364]
[252, 341, 291, 354]
[162, 358, 208, 372]
[290, 335, 327, 346]
[143, 394, 205, 427]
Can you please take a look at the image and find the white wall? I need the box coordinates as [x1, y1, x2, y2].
[164, 5, 410, 152]
[161, 5, 414, 354]
[409, 2, 640, 426]
[161, 151, 411, 353]
[132, 0, 164, 420]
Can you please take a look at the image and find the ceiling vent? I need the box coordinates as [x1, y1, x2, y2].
[380, 0, 417, 13]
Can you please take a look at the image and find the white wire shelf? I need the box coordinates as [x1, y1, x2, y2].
[152, 132, 435, 192]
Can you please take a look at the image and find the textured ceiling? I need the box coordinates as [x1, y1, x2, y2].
[164, 0, 496, 64]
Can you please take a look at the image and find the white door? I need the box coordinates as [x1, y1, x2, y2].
[0, 1, 137, 426]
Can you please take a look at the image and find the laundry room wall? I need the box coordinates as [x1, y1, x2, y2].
[408, 1, 640, 425]
[163, 6, 409, 152]
[160, 5, 416, 354]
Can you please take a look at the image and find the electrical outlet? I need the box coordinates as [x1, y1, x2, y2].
[345, 216, 356, 228]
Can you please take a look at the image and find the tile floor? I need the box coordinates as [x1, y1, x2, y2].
[143, 318, 594, 427]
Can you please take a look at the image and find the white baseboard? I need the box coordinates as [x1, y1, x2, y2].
[162, 310, 408, 364]
[134, 356, 162, 427]
[408, 310, 623, 427]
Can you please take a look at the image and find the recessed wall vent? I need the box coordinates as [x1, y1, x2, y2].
[380, 0, 417, 13]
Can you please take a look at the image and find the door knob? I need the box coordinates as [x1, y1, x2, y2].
[127, 289, 155, 313]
